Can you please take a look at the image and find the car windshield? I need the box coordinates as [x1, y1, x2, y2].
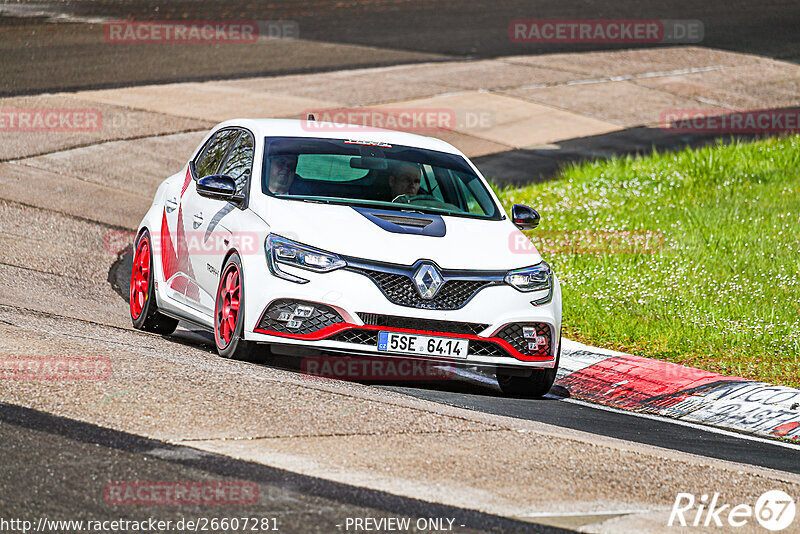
[261, 137, 501, 220]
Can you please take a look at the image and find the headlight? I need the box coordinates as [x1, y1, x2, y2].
[266, 235, 347, 284]
[505, 262, 552, 293]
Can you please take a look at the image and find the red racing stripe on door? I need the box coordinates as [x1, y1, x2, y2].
[160, 209, 179, 280]
[180, 167, 192, 198]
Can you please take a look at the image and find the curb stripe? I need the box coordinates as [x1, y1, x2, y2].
[557, 346, 800, 442]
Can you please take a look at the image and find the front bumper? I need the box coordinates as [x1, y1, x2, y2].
[242, 261, 562, 369]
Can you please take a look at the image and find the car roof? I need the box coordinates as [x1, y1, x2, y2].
[215, 118, 464, 156]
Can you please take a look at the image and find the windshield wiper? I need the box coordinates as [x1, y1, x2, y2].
[287, 195, 478, 219]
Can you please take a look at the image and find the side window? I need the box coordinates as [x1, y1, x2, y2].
[455, 175, 490, 216]
[194, 129, 240, 180]
[421, 164, 444, 201]
[219, 131, 255, 195]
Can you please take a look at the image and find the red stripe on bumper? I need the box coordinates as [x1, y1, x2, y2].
[253, 324, 553, 362]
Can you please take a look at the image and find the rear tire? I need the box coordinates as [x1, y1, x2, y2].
[214, 254, 262, 361]
[130, 230, 179, 336]
[497, 334, 561, 398]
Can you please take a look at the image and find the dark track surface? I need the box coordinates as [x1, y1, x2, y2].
[8, 0, 800, 59]
[378, 382, 800, 475]
[0, 402, 567, 534]
[2, 0, 799, 95]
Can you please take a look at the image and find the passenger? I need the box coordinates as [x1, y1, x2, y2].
[268, 154, 299, 195]
[387, 161, 422, 201]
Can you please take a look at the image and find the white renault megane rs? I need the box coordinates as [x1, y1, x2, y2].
[130, 119, 562, 396]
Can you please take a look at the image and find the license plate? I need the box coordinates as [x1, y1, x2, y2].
[377, 331, 468, 359]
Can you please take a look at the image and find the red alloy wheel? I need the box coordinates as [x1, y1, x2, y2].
[130, 237, 151, 320]
[216, 263, 241, 347]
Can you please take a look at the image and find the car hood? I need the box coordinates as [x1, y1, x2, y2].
[253, 197, 542, 270]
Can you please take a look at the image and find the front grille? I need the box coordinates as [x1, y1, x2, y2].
[358, 313, 488, 336]
[352, 269, 492, 310]
[469, 340, 510, 358]
[257, 299, 343, 335]
[496, 323, 552, 358]
[330, 329, 380, 345]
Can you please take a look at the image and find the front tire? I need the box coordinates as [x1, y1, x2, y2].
[497, 334, 561, 398]
[214, 254, 261, 361]
[130, 230, 179, 335]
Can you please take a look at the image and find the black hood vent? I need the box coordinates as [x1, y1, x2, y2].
[352, 206, 446, 237]
[374, 213, 433, 228]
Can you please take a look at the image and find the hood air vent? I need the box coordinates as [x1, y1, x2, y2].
[352, 206, 446, 237]
[374, 214, 433, 228]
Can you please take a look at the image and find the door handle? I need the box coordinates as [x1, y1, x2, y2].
[166, 197, 178, 213]
[193, 213, 203, 229]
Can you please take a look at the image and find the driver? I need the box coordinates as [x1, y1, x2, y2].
[387, 160, 422, 201]
[268, 154, 299, 195]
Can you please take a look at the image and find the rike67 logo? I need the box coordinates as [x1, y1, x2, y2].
[669, 490, 796, 531]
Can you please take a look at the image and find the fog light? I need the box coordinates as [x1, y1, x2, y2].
[527, 336, 547, 351]
[277, 305, 314, 325]
[257, 299, 344, 335]
[523, 326, 537, 339]
[294, 305, 314, 317]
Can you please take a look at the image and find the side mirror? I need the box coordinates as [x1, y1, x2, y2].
[511, 204, 540, 229]
[196, 175, 242, 203]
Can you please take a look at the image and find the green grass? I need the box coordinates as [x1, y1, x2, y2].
[493, 136, 800, 388]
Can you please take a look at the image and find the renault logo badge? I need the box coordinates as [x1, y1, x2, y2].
[413, 263, 444, 300]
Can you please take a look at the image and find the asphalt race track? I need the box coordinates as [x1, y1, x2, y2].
[382, 384, 800, 475]
[2, 0, 800, 94]
[0, 403, 564, 534]
[110, 254, 800, 477]
[3, 1, 800, 531]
